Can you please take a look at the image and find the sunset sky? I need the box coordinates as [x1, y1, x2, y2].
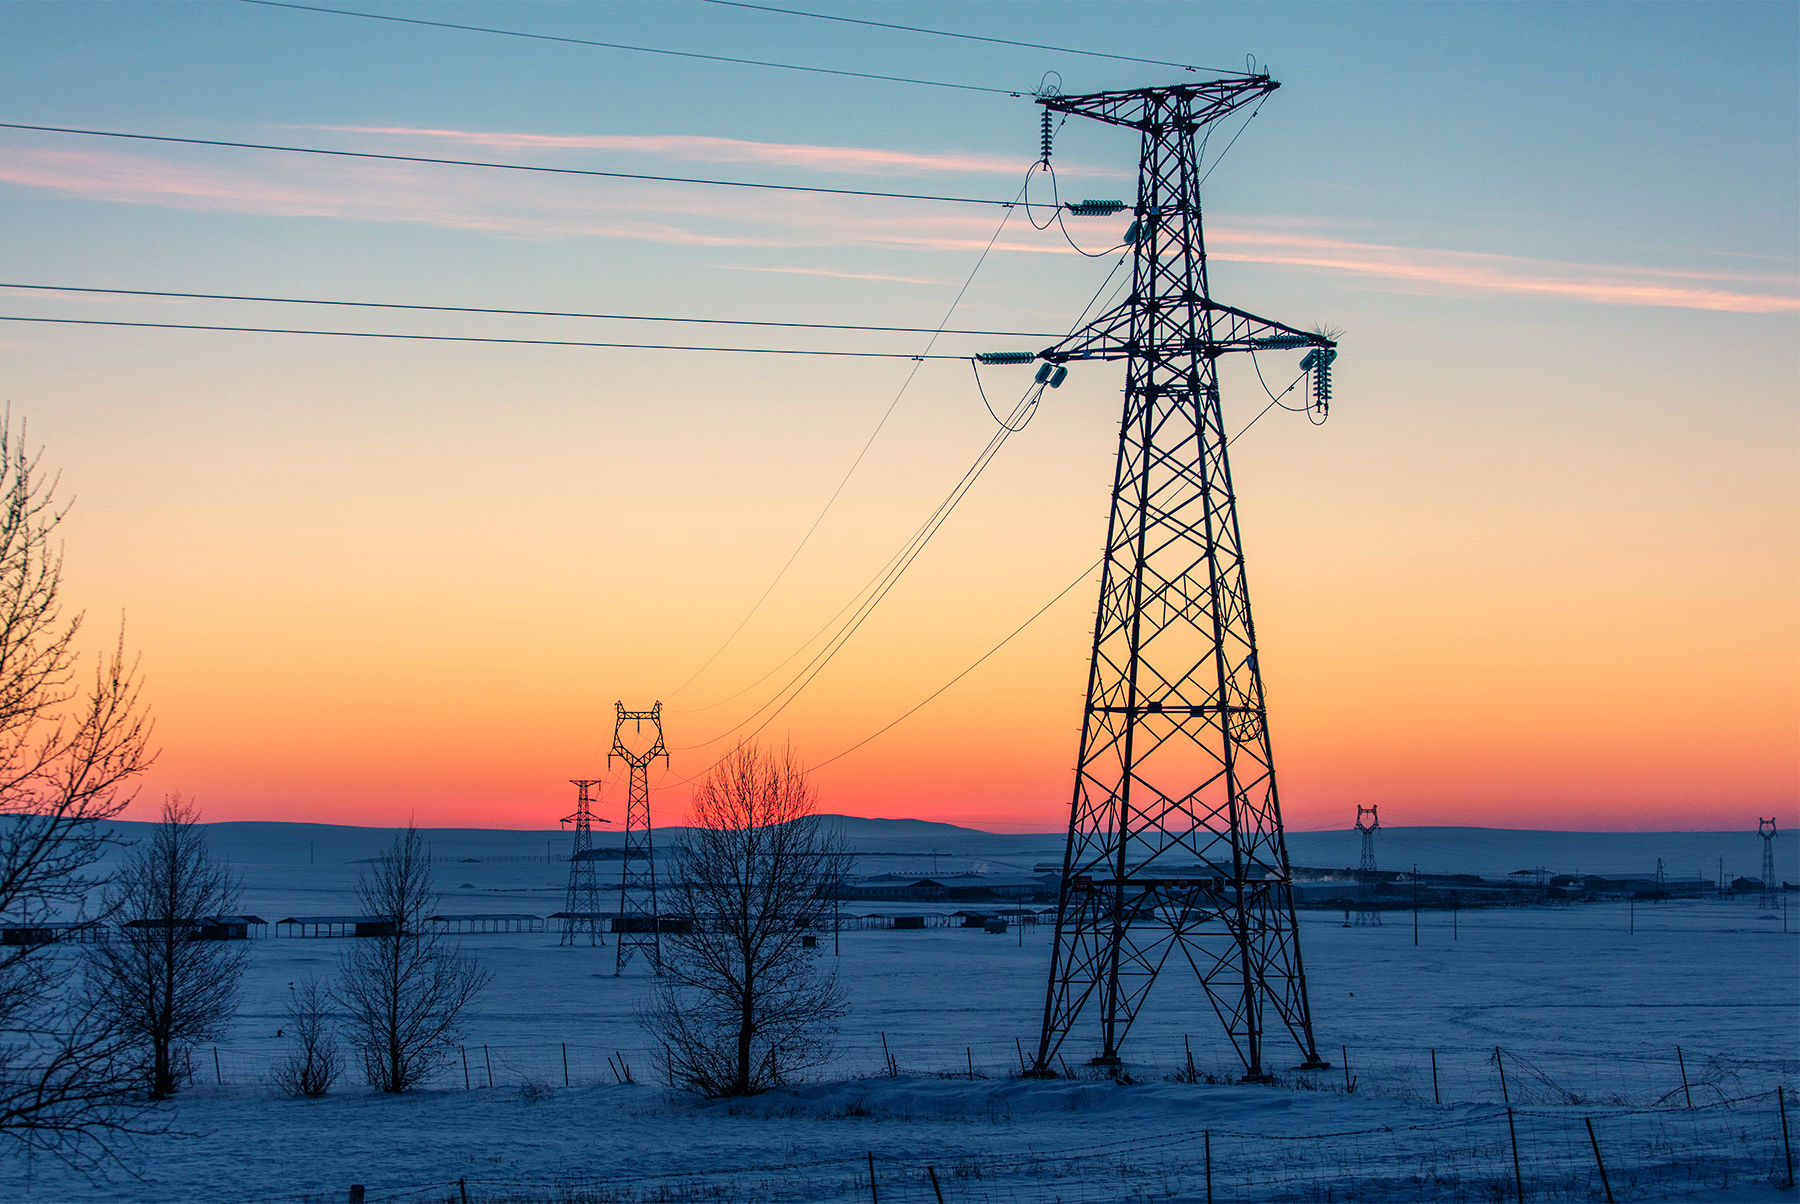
[2, 1, 1794, 833]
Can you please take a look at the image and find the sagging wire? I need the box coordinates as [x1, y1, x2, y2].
[971, 360, 1046, 432]
[664, 175, 1031, 702]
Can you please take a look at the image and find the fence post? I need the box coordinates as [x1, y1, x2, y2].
[1676, 1045, 1692, 1108]
[1585, 1117, 1614, 1204]
[967, 1047, 974, 1079]
[1780, 1086, 1794, 1189]
[1205, 1129, 1213, 1204]
[880, 1032, 896, 1077]
[562, 1042, 569, 1087]
[1341, 1045, 1353, 1093]
[866, 1150, 878, 1204]
[1496, 1046, 1510, 1104]
[461, 1046, 470, 1090]
[484, 1044, 493, 1088]
[1185, 1034, 1196, 1082]
[927, 1165, 945, 1204]
[1430, 1047, 1440, 1104]
[213, 1047, 222, 1086]
[458, 1179, 470, 1204]
[1506, 1107, 1524, 1204]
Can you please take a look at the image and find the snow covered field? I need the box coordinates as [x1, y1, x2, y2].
[3, 822, 1795, 1202]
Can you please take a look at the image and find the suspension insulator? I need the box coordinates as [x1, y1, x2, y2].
[1252, 334, 1311, 349]
[1040, 110, 1053, 162]
[1035, 361, 1053, 384]
[1049, 365, 1068, 388]
[1065, 199, 1126, 216]
[1311, 349, 1337, 410]
[1124, 219, 1142, 244]
[977, 350, 1037, 365]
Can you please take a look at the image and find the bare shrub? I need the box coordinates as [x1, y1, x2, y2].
[643, 743, 849, 1097]
[272, 977, 341, 1098]
[337, 827, 489, 1093]
[88, 797, 246, 1100]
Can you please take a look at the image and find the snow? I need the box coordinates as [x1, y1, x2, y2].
[3, 822, 1796, 1202]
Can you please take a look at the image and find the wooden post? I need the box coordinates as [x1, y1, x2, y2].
[1496, 1046, 1510, 1104]
[461, 1046, 470, 1090]
[866, 1150, 878, 1204]
[967, 1047, 974, 1079]
[1506, 1107, 1524, 1204]
[1780, 1086, 1794, 1189]
[1676, 1045, 1692, 1108]
[213, 1047, 222, 1086]
[562, 1042, 569, 1087]
[880, 1032, 895, 1077]
[1185, 1034, 1196, 1082]
[347, 1187, 364, 1204]
[1585, 1117, 1614, 1204]
[1342, 1045, 1352, 1092]
[1430, 1047, 1440, 1104]
[1204, 1130, 1213, 1204]
[484, 1044, 493, 1088]
[458, 1179, 469, 1204]
[927, 1165, 945, 1204]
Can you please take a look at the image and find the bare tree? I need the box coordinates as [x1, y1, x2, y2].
[337, 827, 489, 1093]
[644, 743, 850, 1097]
[0, 410, 156, 1160]
[89, 797, 247, 1099]
[271, 976, 341, 1098]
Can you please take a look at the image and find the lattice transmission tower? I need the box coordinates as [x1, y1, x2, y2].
[1028, 77, 1335, 1079]
[1356, 805, 1380, 874]
[611, 701, 667, 975]
[560, 778, 609, 947]
[1353, 805, 1381, 927]
[1759, 817, 1779, 909]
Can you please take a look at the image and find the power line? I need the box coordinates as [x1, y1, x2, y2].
[0, 314, 971, 358]
[0, 123, 1019, 208]
[0, 282, 1056, 339]
[236, 0, 1021, 96]
[809, 556, 1102, 773]
[666, 177, 1030, 703]
[702, 0, 1244, 75]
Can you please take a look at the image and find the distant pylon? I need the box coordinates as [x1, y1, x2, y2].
[1759, 817, 1779, 909]
[1353, 805, 1381, 927]
[1030, 77, 1333, 1080]
[611, 701, 667, 975]
[560, 779, 608, 947]
[1356, 805, 1380, 873]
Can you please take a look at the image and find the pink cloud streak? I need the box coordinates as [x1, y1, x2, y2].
[2, 144, 1791, 315]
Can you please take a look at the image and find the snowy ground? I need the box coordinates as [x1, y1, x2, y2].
[3, 824, 1796, 1202]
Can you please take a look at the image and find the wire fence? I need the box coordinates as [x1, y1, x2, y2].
[241, 1089, 1798, 1203]
[195, 1033, 1797, 1112]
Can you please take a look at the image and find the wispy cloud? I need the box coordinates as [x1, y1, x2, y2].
[299, 124, 1040, 176]
[3, 143, 1791, 315]
[716, 264, 949, 286]
[1211, 224, 1799, 315]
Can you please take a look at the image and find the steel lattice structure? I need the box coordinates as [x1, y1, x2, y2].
[1031, 79, 1332, 1079]
[611, 701, 667, 974]
[560, 778, 607, 947]
[1759, 817, 1779, 909]
[1356, 805, 1380, 874]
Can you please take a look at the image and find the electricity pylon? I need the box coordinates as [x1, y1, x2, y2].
[1029, 78, 1334, 1079]
[560, 778, 608, 946]
[1759, 817, 1779, 909]
[611, 701, 667, 974]
[1356, 805, 1380, 873]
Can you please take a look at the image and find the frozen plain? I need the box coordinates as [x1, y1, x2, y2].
[2, 820, 1796, 1203]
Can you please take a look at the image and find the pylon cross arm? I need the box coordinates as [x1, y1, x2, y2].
[1038, 78, 1278, 132]
[1041, 300, 1332, 365]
